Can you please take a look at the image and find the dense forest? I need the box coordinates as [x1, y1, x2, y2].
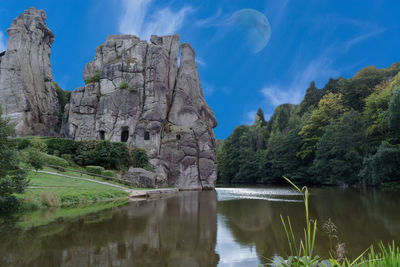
[217, 63, 400, 186]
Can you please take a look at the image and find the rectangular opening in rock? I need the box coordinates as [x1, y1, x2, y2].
[121, 128, 129, 142]
[99, 131, 105, 140]
[144, 131, 150, 141]
[176, 134, 181, 140]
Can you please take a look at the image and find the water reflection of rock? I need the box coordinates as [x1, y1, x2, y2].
[0, 191, 219, 267]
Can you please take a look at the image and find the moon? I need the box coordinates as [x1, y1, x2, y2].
[228, 9, 271, 53]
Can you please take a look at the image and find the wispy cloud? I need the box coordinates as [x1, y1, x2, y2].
[195, 8, 223, 27]
[260, 16, 384, 108]
[0, 30, 7, 51]
[118, 0, 192, 40]
[261, 52, 339, 107]
[202, 82, 214, 96]
[244, 109, 257, 125]
[195, 57, 206, 67]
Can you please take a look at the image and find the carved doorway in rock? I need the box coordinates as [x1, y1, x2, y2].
[121, 127, 129, 142]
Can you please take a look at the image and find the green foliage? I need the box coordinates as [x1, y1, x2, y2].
[44, 138, 142, 169]
[267, 104, 296, 133]
[53, 82, 71, 132]
[359, 142, 400, 185]
[25, 147, 45, 172]
[84, 71, 100, 84]
[298, 93, 347, 161]
[297, 81, 325, 116]
[15, 138, 31, 150]
[130, 148, 149, 168]
[217, 62, 400, 187]
[128, 86, 137, 92]
[118, 80, 128, 89]
[86, 165, 105, 175]
[30, 137, 48, 153]
[101, 170, 114, 179]
[313, 110, 365, 185]
[0, 107, 28, 215]
[42, 153, 69, 168]
[85, 141, 130, 169]
[340, 63, 400, 111]
[385, 86, 400, 143]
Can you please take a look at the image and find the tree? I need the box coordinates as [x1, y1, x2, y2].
[297, 81, 324, 116]
[298, 93, 347, 161]
[385, 86, 400, 144]
[0, 108, 28, 214]
[359, 142, 400, 185]
[313, 110, 365, 185]
[25, 147, 45, 172]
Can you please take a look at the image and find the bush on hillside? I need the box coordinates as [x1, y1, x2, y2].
[101, 170, 114, 180]
[42, 153, 69, 168]
[86, 165, 105, 175]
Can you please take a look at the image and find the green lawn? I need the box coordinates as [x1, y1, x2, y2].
[19, 171, 129, 210]
[42, 166, 149, 190]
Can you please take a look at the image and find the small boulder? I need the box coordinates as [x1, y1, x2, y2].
[123, 167, 156, 188]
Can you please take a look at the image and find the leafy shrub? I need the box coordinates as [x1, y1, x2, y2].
[30, 137, 48, 153]
[43, 153, 69, 168]
[84, 71, 100, 84]
[86, 165, 105, 175]
[44, 138, 151, 170]
[25, 147, 45, 172]
[53, 150, 60, 157]
[61, 154, 75, 166]
[85, 141, 130, 169]
[101, 170, 114, 180]
[45, 138, 78, 155]
[131, 148, 149, 168]
[359, 142, 400, 185]
[15, 138, 31, 150]
[119, 80, 128, 89]
[128, 86, 137, 92]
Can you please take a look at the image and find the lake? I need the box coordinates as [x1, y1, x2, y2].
[1, 186, 399, 266]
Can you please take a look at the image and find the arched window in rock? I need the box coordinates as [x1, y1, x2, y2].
[144, 131, 150, 140]
[176, 134, 181, 140]
[121, 127, 129, 142]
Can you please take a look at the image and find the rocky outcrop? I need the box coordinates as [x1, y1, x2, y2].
[64, 34, 217, 190]
[0, 7, 59, 136]
[123, 167, 168, 188]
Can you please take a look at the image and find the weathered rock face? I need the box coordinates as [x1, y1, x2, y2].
[0, 7, 59, 136]
[123, 167, 168, 188]
[64, 34, 217, 190]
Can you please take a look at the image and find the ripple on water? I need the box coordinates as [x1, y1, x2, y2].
[216, 187, 303, 202]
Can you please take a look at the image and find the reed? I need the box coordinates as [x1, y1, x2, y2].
[271, 177, 400, 267]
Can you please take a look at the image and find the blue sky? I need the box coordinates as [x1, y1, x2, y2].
[1, 0, 400, 139]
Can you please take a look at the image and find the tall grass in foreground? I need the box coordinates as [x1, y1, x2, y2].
[269, 177, 400, 267]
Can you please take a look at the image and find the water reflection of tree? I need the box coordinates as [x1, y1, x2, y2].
[218, 187, 400, 263]
[0, 191, 219, 267]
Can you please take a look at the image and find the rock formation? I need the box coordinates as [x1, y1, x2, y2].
[0, 7, 59, 136]
[64, 34, 218, 190]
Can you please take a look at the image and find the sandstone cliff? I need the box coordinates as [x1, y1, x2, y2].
[0, 7, 59, 136]
[64, 34, 218, 190]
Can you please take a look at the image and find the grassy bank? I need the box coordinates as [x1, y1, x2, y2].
[19, 170, 129, 210]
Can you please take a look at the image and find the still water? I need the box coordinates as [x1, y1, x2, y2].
[1, 187, 400, 266]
